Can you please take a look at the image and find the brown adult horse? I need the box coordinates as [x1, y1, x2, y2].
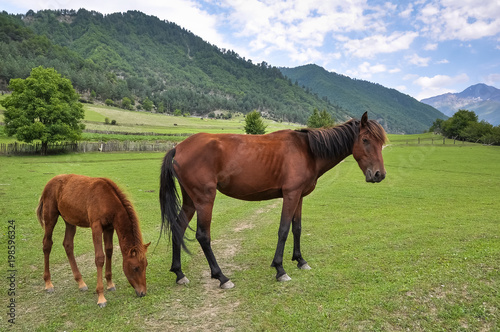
[37, 174, 150, 307]
[159, 112, 386, 289]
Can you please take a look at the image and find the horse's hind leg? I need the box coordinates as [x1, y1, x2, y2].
[196, 200, 234, 289]
[171, 188, 195, 285]
[103, 228, 115, 291]
[41, 202, 59, 292]
[63, 222, 88, 291]
[291, 198, 311, 270]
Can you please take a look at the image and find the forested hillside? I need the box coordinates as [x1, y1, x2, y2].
[281, 64, 446, 134]
[0, 9, 347, 124]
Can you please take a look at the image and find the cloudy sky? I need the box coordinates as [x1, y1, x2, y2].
[2, 0, 500, 100]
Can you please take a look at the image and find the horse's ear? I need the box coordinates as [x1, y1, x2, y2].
[361, 112, 368, 127]
[144, 242, 151, 251]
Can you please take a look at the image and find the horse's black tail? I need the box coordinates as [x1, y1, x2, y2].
[159, 148, 190, 253]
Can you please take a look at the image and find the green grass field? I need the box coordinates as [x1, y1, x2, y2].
[1, 142, 499, 331]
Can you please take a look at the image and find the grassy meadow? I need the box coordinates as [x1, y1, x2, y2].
[1, 102, 499, 330]
[0, 141, 499, 331]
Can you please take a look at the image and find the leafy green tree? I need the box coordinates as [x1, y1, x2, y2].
[122, 97, 133, 110]
[307, 108, 335, 128]
[441, 109, 478, 139]
[429, 118, 444, 134]
[173, 109, 182, 116]
[0, 66, 84, 155]
[105, 99, 114, 106]
[244, 110, 267, 134]
[142, 97, 154, 112]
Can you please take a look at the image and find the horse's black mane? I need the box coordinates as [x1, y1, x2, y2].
[297, 119, 386, 159]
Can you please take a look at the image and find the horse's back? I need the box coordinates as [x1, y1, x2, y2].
[41, 174, 121, 227]
[173, 130, 315, 200]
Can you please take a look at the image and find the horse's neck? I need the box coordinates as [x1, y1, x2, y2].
[315, 150, 352, 178]
[113, 211, 142, 254]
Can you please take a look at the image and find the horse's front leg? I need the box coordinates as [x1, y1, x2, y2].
[91, 223, 107, 307]
[291, 198, 311, 270]
[103, 228, 115, 291]
[63, 222, 88, 291]
[271, 192, 302, 281]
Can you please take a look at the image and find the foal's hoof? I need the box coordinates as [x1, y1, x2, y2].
[98, 302, 107, 308]
[277, 273, 292, 282]
[45, 287, 55, 293]
[79, 286, 89, 292]
[107, 286, 116, 292]
[220, 280, 235, 289]
[176, 276, 190, 285]
[299, 263, 312, 270]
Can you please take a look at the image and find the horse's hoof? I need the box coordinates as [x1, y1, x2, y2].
[277, 274, 292, 282]
[107, 286, 116, 292]
[98, 302, 107, 308]
[220, 280, 235, 289]
[299, 263, 312, 270]
[177, 276, 190, 285]
[45, 287, 54, 293]
[80, 286, 89, 292]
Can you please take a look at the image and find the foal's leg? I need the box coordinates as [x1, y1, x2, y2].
[271, 192, 302, 281]
[63, 222, 88, 291]
[291, 198, 311, 270]
[103, 228, 115, 291]
[196, 197, 234, 289]
[171, 188, 195, 285]
[91, 223, 107, 307]
[41, 202, 60, 293]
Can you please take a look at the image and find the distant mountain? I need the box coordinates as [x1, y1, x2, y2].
[280, 64, 446, 134]
[0, 9, 347, 124]
[421, 84, 500, 125]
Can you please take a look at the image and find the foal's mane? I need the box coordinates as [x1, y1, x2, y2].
[298, 118, 387, 159]
[103, 179, 146, 256]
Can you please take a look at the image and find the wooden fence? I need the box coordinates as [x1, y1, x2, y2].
[0, 141, 176, 155]
[393, 137, 470, 145]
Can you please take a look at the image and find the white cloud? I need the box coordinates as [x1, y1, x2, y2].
[424, 43, 438, 50]
[406, 53, 431, 66]
[417, 1, 500, 41]
[341, 31, 419, 58]
[414, 73, 469, 100]
[483, 73, 500, 86]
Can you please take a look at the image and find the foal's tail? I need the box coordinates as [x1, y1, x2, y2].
[36, 198, 45, 229]
[159, 148, 190, 253]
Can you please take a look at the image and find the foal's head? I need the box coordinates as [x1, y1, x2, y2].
[352, 112, 387, 183]
[122, 243, 150, 297]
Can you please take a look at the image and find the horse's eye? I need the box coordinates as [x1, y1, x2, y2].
[362, 138, 369, 144]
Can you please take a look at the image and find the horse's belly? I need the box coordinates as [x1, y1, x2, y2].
[217, 185, 282, 201]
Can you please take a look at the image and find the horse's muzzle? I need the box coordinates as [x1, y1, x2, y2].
[136, 289, 146, 297]
[365, 169, 386, 183]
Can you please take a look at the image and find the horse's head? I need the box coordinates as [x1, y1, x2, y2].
[352, 112, 387, 183]
[122, 242, 150, 297]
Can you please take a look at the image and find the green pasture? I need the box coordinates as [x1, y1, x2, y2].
[83, 104, 300, 135]
[1, 143, 499, 331]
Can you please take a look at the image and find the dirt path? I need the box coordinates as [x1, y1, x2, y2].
[148, 200, 281, 331]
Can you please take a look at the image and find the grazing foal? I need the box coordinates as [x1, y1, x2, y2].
[37, 174, 150, 307]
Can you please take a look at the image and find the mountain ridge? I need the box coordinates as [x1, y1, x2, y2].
[280, 64, 446, 134]
[421, 83, 500, 125]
